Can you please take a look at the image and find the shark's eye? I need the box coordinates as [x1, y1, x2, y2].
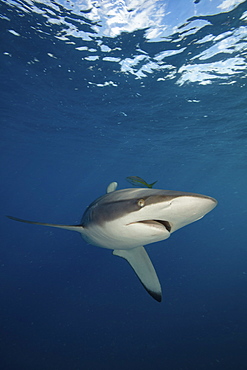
[137, 199, 145, 207]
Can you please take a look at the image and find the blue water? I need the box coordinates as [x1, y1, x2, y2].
[1, 0, 247, 369]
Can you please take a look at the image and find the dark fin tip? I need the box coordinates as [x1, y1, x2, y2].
[6, 215, 18, 220]
[149, 290, 162, 302]
[6, 216, 31, 223]
[144, 286, 162, 302]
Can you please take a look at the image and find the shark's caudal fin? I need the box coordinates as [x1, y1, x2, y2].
[6, 216, 83, 232]
[113, 246, 162, 302]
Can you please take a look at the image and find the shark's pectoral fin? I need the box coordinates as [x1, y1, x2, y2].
[6, 216, 83, 232]
[113, 246, 162, 302]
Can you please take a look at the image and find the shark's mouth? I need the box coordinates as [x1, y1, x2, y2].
[137, 220, 171, 232]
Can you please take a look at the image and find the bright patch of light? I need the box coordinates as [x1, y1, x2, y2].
[47, 53, 57, 58]
[88, 81, 118, 87]
[192, 26, 247, 61]
[84, 55, 99, 61]
[75, 46, 88, 51]
[6, 0, 247, 86]
[82, 0, 167, 40]
[177, 57, 246, 85]
[154, 48, 186, 61]
[218, 0, 246, 11]
[8, 29, 20, 36]
[103, 57, 121, 62]
[100, 45, 112, 52]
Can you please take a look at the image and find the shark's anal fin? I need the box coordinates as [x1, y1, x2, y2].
[113, 246, 162, 302]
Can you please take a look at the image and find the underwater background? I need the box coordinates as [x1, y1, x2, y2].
[1, 0, 247, 369]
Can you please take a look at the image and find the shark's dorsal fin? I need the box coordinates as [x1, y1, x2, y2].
[106, 181, 118, 193]
[113, 246, 162, 302]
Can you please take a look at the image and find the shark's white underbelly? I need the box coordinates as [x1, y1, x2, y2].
[81, 221, 170, 250]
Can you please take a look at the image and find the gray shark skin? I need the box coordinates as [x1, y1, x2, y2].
[7, 184, 217, 302]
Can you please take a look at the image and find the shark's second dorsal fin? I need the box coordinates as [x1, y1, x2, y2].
[106, 182, 118, 193]
[113, 246, 162, 302]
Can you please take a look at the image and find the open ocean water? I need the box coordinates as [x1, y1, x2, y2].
[1, 0, 247, 369]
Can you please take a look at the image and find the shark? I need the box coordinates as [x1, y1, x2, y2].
[7, 182, 217, 302]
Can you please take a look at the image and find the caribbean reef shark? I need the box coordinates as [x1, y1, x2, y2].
[7, 182, 217, 302]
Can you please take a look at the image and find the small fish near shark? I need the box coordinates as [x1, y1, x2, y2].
[7, 182, 217, 302]
[126, 176, 157, 188]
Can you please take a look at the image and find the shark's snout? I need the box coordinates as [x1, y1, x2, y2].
[197, 195, 217, 214]
[166, 195, 217, 233]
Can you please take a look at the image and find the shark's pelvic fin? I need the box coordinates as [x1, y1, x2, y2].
[113, 246, 162, 302]
[6, 216, 82, 232]
[106, 181, 118, 193]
